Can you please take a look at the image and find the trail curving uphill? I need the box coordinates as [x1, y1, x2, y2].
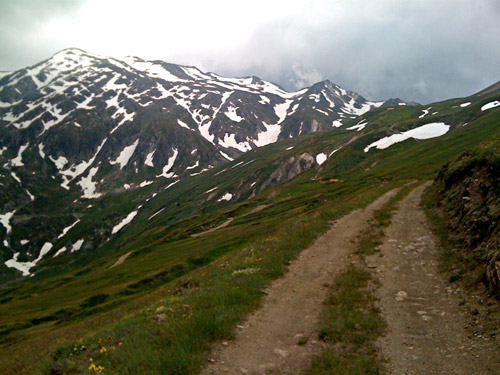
[201, 189, 399, 375]
[368, 183, 500, 374]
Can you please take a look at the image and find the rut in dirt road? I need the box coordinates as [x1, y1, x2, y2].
[368, 182, 500, 374]
[201, 189, 399, 375]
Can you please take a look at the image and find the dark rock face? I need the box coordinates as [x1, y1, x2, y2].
[434, 154, 500, 296]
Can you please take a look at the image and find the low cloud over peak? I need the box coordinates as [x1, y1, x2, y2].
[1, 0, 499, 104]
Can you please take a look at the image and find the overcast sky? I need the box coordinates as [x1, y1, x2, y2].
[0, 0, 499, 104]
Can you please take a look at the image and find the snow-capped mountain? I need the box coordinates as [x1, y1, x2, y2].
[0, 49, 406, 199]
[0, 48, 413, 280]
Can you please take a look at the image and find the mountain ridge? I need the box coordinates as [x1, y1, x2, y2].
[0, 48, 441, 282]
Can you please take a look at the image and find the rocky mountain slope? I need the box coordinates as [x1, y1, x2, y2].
[0, 48, 411, 281]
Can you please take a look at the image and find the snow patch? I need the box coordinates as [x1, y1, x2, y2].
[364, 122, 450, 152]
[71, 239, 84, 252]
[5, 253, 33, 276]
[481, 101, 500, 111]
[309, 94, 320, 103]
[199, 91, 232, 144]
[11, 142, 29, 167]
[316, 108, 330, 116]
[177, 119, 190, 129]
[57, 219, 80, 239]
[460, 102, 471, 108]
[164, 180, 180, 190]
[231, 161, 245, 169]
[10, 171, 21, 184]
[316, 153, 327, 165]
[347, 120, 367, 131]
[218, 193, 233, 202]
[419, 107, 432, 118]
[224, 106, 244, 122]
[158, 148, 178, 178]
[59, 138, 107, 189]
[110, 139, 139, 169]
[182, 66, 211, 80]
[219, 133, 252, 152]
[38, 143, 45, 158]
[254, 121, 281, 147]
[274, 100, 293, 124]
[50, 155, 69, 170]
[26, 189, 35, 201]
[139, 180, 154, 187]
[53, 247, 67, 257]
[342, 98, 372, 116]
[329, 147, 342, 157]
[204, 187, 217, 194]
[122, 57, 185, 82]
[220, 150, 234, 161]
[144, 150, 155, 167]
[5, 242, 53, 276]
[112, 211, 138, 234]
[0, 210, 15, 234]
[76, 93, 95, 110]
[322, 91, 336, 108]
[259, 95, 270, 104]
[148, 208, 165, 221]
[77, 167, 102, 199]
[186, 161, 199, 170]
[39, 242, 53, 259]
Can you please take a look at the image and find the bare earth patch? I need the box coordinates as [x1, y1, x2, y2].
[109, 251, 133, 269]
[191, 218, 235, 238]
[368, 183, 500, 374]
[192, 205, 268, 238]
[202, 189, 398, 375]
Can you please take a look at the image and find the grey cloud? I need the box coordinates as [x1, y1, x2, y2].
[204, 1, 500, 103]
[0, 0, 83, 70]
[1, 0, 499, 104]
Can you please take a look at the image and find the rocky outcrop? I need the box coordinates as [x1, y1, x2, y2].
[259, 153, 316, 192]
[433, 150, 500, 296]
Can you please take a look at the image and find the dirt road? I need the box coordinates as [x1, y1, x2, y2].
[201, 189, 399, 375]
[368, 182, 500, 374]
[202, 183, 500, 374]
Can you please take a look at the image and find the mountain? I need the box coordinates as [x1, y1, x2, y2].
[0, 48, 414, 281]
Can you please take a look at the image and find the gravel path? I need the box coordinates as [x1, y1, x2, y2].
[201, 189, 399, 375]
[368, 182, 500, 374]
